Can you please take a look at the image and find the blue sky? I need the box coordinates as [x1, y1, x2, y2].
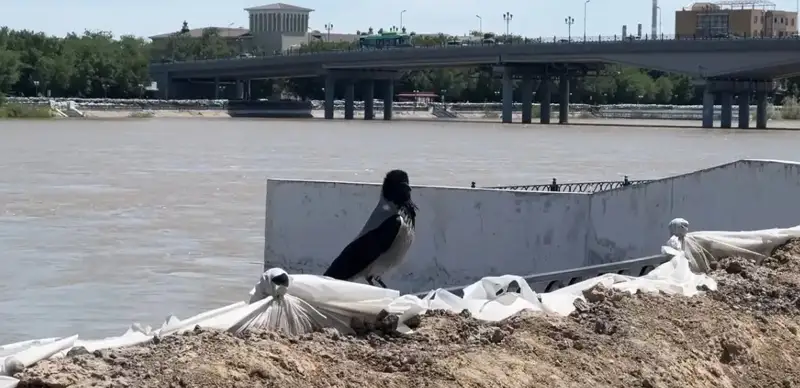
[3, 0, 799, 39]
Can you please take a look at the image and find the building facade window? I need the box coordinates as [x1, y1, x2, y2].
[696, 13, 730, 36]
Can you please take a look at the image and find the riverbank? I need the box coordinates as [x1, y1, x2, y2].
[12, 240, 800, 387]
[0, 104, 53, 119]
[5, 97, 800, 128]
[25, 109, 800, 129]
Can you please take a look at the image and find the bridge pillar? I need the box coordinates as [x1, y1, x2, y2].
[246, 80, 252, 100]
[738, 92, 750, 129]
[152, 73, 171, 99]
[756, 92, 768, 129]
[720, 91, 733, 129]
[501, 68, 513, 124]
[344, 80, 355, 120]
[363, 80, 375, 120]
[520, 75, 535, 124]
[324, 75, 335, 120]
[540, 80, 551, 124]
[559, 75, 570, 124]
[383, 80, 394, 120]
[235, 80, 245, 100]
[701, 84, 714, 129]
[213, 77, 220, 99]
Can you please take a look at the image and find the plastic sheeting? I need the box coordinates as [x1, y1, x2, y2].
[3, 224, 799, 388]
[664, 224, 800, 273]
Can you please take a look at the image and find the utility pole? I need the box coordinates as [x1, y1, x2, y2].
[400, 10, 407, 29]
[476, 15, 482, 35]
[324, 23, 333, 41]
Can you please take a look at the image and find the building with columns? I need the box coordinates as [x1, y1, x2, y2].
[245, 3, 314, 53]
[150, 3, 359, 55]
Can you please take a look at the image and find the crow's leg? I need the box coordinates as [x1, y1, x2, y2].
[366, 276, 375, 286]
[375, 277, 387, 288]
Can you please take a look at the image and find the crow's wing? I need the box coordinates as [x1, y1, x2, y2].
[323, 214, 402, 281]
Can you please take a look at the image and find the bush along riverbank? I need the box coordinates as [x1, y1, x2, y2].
[0, 95, 53, 118]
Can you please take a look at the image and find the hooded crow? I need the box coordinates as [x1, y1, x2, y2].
[323, 169, 417, 288]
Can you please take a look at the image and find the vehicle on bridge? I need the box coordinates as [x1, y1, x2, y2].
[358, 31, 413, 49]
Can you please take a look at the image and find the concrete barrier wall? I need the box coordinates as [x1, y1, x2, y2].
[264, 180, 591, 293]
[587, 159, 800, 264]
[264, 159, 800, 293]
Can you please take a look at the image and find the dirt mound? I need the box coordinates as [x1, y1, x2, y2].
[14, 240, 800, 388]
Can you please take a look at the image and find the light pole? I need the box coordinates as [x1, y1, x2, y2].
[324, 23, 333, 41]
[656, 6, 662, 36]
[476, 15, 482, 35]
[565, 16, 575, 41]
[400, 10, 407, 29]
[583, 0, 590, 41]
[503, 12, 513, 38]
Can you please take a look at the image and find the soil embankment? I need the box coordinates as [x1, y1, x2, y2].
[14, 241, 800, 388]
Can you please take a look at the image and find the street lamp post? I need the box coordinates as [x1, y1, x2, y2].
[565, 16, 575, 41]
[476, 15, 482, 35]
[503, 12, 513, 37]
[656, 6, 662, 36]
[324, 23, 333, 41]
[583, 0, 590, 41]
[400, 10, 407, 29]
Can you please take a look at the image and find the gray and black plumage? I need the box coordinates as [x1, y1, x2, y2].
[323, 169, 417, 288]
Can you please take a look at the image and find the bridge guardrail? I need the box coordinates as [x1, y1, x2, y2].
[150, 33, 800, 65]
[412, 253, 671, 297]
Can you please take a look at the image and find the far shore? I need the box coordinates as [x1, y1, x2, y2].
[58, 108, 800, 130]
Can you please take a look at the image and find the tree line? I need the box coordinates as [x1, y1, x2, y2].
[1, 25, 798, 103]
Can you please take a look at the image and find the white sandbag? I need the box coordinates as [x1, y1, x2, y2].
[0, 335, 78, 377]
[0, 376, 18, 388]
[229, 268, 395, 335]
[158, 301, 246, 337]
[389, 251, 717, 321]
[669, 223, 800, 271]
[0, 338, 59, 358]
[53, 328, 154, 358]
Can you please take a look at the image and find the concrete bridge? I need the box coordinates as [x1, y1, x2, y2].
[149, 37, 800, 129]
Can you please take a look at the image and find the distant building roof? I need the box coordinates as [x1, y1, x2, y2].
[149, 27, 250, 40]
[245, 3, 314, 12]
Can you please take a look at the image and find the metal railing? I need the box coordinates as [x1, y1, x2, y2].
[151, 33, 800, 65]
[477, 176, 653, 193]
[413, 253, 671, 297]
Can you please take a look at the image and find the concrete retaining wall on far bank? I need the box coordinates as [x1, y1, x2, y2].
[263, 160, 800, 293]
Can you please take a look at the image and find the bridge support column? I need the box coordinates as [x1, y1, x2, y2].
[246, 80, 252, 100]
[363, 80, 375, 120]
[235, 80, 245, 100]
[344, 80, 355, 120]
[153, 73, 171, 99]
[213, 77, 220, 99]
[501, 68, 513, 124]
[738, 92, 750, 129]
[324, 75, 335, 120]
[559, 75, 570, 124]
[520, 74, 534, 124]
[720, 91, 733, 129]
[383, 80, 394, 120]
[702, 84, 714, 129]
[756, 92, 768, 129]
[540, 80, 551, 124]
